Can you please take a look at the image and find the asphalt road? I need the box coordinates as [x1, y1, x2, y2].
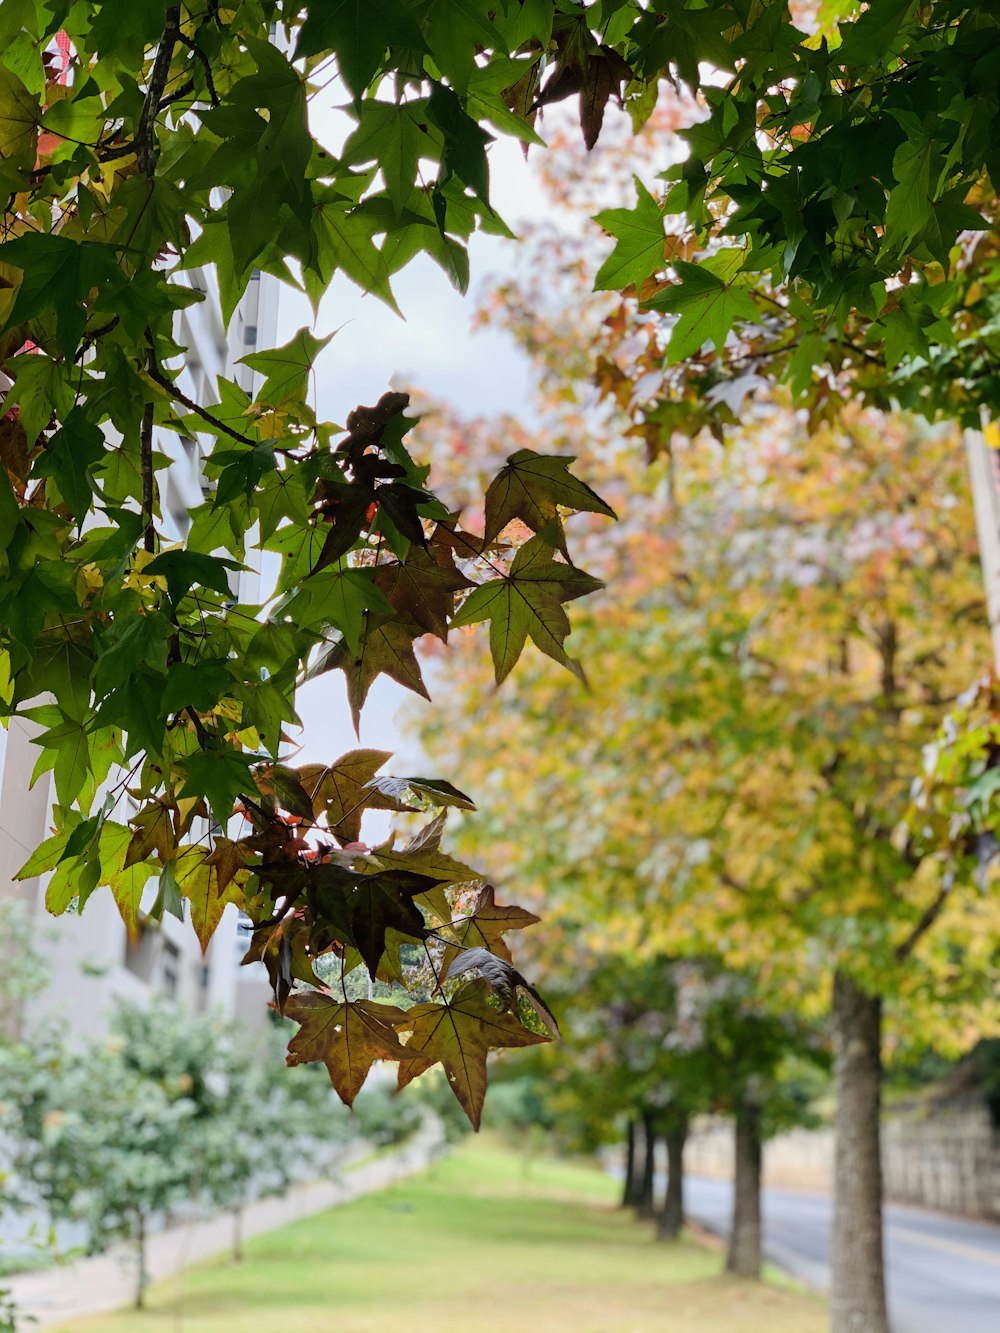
[685, 1176, 1000, 1333]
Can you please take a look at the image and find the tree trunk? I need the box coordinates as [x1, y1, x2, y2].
[233, 1205, 244, 1262]
[637, 1111, 656, 1218]
[726, 1101, 762, 1277]
[622, 1118, 639, 1208]
[830, 971, 889, 1333]
[656, 1115, 687, 1240]
[134, 1210, 147, 1310]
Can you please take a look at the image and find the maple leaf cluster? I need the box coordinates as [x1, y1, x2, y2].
[243, 749, 556, 1129]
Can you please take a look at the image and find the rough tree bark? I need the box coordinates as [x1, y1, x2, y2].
[656, 1113, 688, 1240]
[726, 1100, 762, 1277]
[830, 971, 890, 1333]
[637, 1110, 657, 1218]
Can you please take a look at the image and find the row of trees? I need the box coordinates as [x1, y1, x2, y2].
[521, 956, 822, 1275]
[0, 973, 420, 1312]
[407, 85, 1000, 1331]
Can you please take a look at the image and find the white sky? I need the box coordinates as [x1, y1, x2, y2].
[278, 138, 551, 771]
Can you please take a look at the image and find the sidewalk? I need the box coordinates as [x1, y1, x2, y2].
[7, 1120, 444, 1330]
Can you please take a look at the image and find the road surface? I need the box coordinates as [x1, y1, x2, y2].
[685, 1176, 1000, 1333]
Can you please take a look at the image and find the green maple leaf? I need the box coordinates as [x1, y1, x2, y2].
[181, 750, 258, 828]
[31, 409, 105, 519]
[31, 712, 92, 808]
[424, 0, 505, 96]
[453, 576, 569, 684]
[310, 193, 401, 314]
[881, 135, 933, 263]
[837, 0, 917, 66]
[397, 978, 550, 1129]
[508, 531, 605, 603]
[295, 0, 427, 98]
[484, 449, 616, 544]
[159, 660, 234, 716]
[0, 234, 125, 356]
[3, 354, 73, 445]
[144, 550, 244, 606]
[240, 326, 334, 409]
[593, 177, 665, 291]
[285, 993, 413, 1106]
[92, 611, 172, 701]
[298, 567, 396, 657]
[15, 824, 75, 882]
[339, 100, 427, 216]
[645, 260, 760, 362]
[452, 535, 601, 684]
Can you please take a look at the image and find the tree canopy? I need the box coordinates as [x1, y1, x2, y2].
[0, 0, 627, 1126]
[2, 0, 1000, 1139]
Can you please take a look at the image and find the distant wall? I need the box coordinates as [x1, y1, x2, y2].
[685, 1120, 833, 1193]
[882, 1098, 1000, 1221]
[685, 1101, 1000, 1222]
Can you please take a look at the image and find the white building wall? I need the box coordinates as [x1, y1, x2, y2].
[0, 268, 277, 1040]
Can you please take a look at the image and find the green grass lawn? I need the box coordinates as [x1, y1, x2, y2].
[56, 1139, 826, 1332]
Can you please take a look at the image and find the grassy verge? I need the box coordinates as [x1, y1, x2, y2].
[55, 1138, 826, 1332]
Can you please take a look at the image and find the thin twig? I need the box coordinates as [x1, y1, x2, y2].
[176, 30, 220, 106]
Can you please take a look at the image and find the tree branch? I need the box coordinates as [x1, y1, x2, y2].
[144, 356, 259, 448]
[159, 78, 196, 109]
[137, 6, 182, 179]
[895, 871, 954, 963]
[177, 30, 220, 106]
[140, 388, 156, 555]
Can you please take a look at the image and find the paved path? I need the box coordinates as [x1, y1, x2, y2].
[6, 1122, 443, 1330]
[685, 1176, 1000, 1333]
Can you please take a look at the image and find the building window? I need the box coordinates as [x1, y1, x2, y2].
[161, 938, 180, 999]
[124, 922, 157, 983]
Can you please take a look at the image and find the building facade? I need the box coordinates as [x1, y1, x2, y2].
[0, 266, 277, 1039]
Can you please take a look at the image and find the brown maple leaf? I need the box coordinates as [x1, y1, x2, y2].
[297, 749, 413, 844]
[374, 546, 473, 641]
[329, 613, 429, 732]
[580, 48, 633, 151]
[440, 884, 540, 976]
[285, 992, 414, 1106]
